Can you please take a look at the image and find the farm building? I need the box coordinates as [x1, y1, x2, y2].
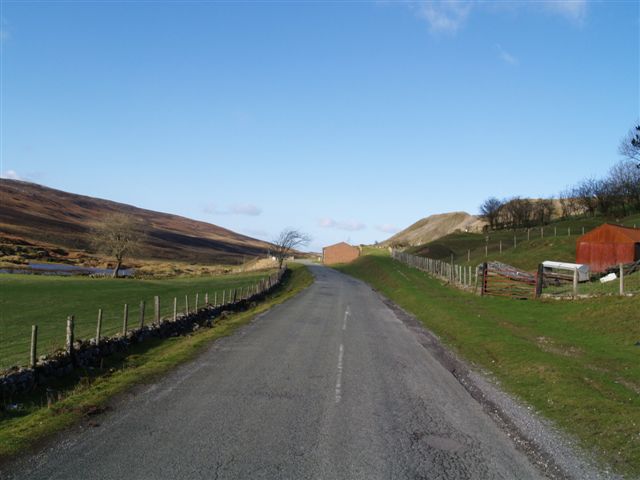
[576, 224, 640, 272]
[323, 242, 360, 265]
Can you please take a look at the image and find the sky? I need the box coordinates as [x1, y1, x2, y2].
[1, 0, 638, 252]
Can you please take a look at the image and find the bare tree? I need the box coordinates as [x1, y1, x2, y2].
[619, 124, 640, 165]
[479, 197, 503, 230]
[573, 178, 599, 217]
[532, 198, 555, 225]
[558, 188, 581, 218]
[272, 228, 311, 269]
[91, 213, 144, 277]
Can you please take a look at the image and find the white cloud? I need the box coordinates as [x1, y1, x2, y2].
[496, 44, 518, 65]
[319, 218, 366, 231]
[376, 224, 400, 234]
[409, 0, 588, 34]
[416, 0, 472, 34]
[229, 203, 262, 216]
[543, 0, 587, 23]
[203, 203, 262, 216]
[1, 169, 21, 180]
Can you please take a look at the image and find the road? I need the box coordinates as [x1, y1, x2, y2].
[6, 265, 543, 479]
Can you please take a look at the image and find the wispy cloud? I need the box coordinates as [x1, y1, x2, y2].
[542, 0, 587, 23]
[319, 218, 366, 231]
[415, 0, 472, 34]
[375, 224, 400, 234]
[230, 203, 262, 216]
[496, 44, 518, 65]
[1, 169, 21, 180]
[203, 203, 262, 216]
[409, 0, 588, 34]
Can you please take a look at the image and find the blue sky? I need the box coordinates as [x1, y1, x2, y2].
[1, 1, 638, 251]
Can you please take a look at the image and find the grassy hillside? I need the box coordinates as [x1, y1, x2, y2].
[408, 213, 640, 272]
[0, 179, 272, 265]
[336, 251, 640, 478]
[0, 270, 276, 369]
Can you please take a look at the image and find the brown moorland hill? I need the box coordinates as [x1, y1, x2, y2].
[382, 212, 487, 247]
[0, 179, 272, 264]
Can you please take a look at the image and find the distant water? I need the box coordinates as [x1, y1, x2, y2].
[0, 262, 134, 277]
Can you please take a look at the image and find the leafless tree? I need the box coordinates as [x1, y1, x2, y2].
[91, 213, 144, 277]
[272, 228, 311, 269]
[558, 188, 581, 218]
[609, 159, 640, 213]
[479, 197, 503, 230]
[573, 178, 599, 217]
[619, 124, 640, 165]
[532, 198, 555, 225]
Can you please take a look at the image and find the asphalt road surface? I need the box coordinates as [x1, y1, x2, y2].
[6, 265, 544, 479]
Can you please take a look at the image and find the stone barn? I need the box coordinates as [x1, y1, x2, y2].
[323, 242, 360, 265]
[576, 224, 640, 272]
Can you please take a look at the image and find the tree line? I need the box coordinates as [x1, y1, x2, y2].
[480, 125, 640, 231]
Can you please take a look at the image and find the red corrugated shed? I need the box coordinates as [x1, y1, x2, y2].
[576, 224, 640, 272]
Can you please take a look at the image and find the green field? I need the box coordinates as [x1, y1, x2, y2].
[336, 251, 640, 478]
[0, 264, 313, 459]
[0, 270, 275, 369]
[408, 213, 640, 272]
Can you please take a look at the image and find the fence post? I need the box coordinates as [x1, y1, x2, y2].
[222, 290, 226, 306]
[195, 293, 199, 311]
[554, 226, 557, 237]
[620, 264, 624, 296]
[214, 292, 218, 307]
[154, 296, 160, 322]
[205, 292, 209, 305]
[535, 264, 544, 298]
[96, 308, 103, 345]
[513, 235, 516, 248]
[485, 245, 488, 257]
[122, 304, 129, 334]
[573, 268, 578, 299]
[66, 315, 75, 359]
[480, 263, 487, 296]
[173, 297, 177, 321]
[185, 295, 189, 315]
[499, 240, 502, 254]
[30, 325, 38, 368]
[527, 228, 530, 241]
[139, 300, 145, 328]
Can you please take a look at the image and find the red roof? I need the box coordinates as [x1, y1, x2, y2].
[577, 224, 640, 244]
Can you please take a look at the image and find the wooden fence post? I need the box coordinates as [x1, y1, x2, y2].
[568, 227, 571, 236]
[30, 325, 38, 368]
[195, 293, 199, 311]
[485, 245, 488, 257]
[122, 304, 129, 334]
[513, 235, 516, 248]
[173, 297, 177, 321]
[573, 268, 578, 299]
[96, 308, 103, 345]
[535, 264, 544, 298]
[66, 315, 75, 359]
[139, 300, 145, 328]
[499, 240, 502, 254]
[222, 290, 226, 306]
[154, 296, 160, 322]
[480, 263, 487, 296]
[620, 264, 625, 296]
[214, 292, 218, 307]
[205, 292, 209, 305]
[185, 295, 189, 315]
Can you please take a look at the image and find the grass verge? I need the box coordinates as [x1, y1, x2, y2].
[0, 263, 313, 462]
[335, 252, 640, 478]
